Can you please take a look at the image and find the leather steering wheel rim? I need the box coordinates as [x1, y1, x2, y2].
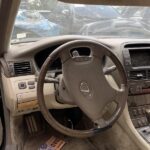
[37, 39, 128, 138]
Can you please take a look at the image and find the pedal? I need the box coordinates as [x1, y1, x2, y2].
[25, 113, 43, 135]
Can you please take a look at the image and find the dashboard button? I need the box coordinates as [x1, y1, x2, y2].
[18, 82, 27, 89]
[142, 108, 145, 114]
[29, 85, 35, 89]
[138, 120, 143, 127]
[133, 109, 138, 116]
[138, 108, 143, 115]
[28, 81, 35, 85]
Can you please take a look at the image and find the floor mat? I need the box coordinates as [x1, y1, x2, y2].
[39, 136, 66, 150]
[62, 138, 97, 150]
[23, 130, 96, 150]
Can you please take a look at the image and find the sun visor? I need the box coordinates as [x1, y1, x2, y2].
[59, 0, 150, 6]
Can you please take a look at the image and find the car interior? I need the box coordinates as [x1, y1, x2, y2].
[1, 0, 150, 150]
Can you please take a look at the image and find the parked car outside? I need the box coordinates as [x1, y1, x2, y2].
[41, 2, 121, 34]
[12, 9, 60, 41]
[80, 18, 150, 38]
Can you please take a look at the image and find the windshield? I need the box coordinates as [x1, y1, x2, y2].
[11, 0, 150, 43]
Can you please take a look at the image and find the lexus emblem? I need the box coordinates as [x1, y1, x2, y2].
[80, 81, 92, 96]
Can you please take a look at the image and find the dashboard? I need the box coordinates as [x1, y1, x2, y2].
[2, 36, 150, 143]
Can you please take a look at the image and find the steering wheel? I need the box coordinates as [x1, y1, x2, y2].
[37, 39, 128, 138]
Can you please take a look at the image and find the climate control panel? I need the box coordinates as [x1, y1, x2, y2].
[129, 105, 149, 128]
[129, 80, 150, 95]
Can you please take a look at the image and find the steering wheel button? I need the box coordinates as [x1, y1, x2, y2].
[72, 50, 79, 57]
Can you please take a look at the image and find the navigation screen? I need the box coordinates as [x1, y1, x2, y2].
[129, 49, 150, 67]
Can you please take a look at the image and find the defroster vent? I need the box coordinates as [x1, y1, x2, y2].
[14, 61, 32, 76]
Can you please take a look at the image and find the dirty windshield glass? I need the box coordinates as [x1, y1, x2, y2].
[11, 0, 150, 43]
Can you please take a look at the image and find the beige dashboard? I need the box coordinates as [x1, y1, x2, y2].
[1, 74, 73, 116]
[2, 35, 150, 116]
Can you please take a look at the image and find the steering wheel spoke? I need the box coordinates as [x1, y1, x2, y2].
[114, 84, 126, 104]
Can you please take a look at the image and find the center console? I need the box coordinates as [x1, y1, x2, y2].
[123, 43, 150, 143]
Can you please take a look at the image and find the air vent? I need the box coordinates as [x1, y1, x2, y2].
[14, 61, 32, 76]
[130, 70, 146, 80]
[148, 70, 150, 79]
[124, 43, 150, 48]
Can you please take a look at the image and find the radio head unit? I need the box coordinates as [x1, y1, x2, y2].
[129, 49, 150, 68]
[123, 43, 150, 95]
